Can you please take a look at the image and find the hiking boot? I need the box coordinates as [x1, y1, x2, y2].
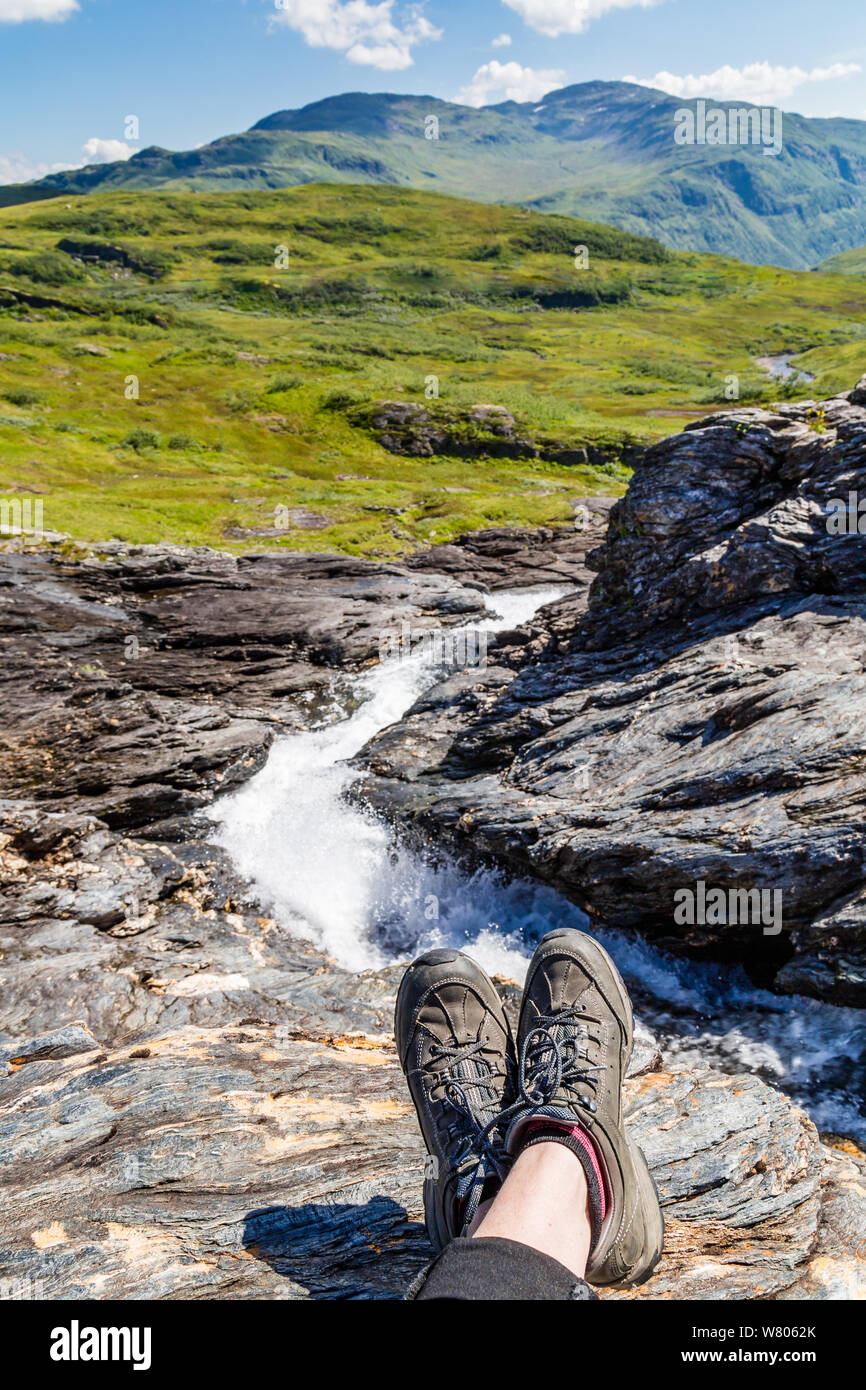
[503, 927, 664, 1287]
[395, 948, 516, 1252]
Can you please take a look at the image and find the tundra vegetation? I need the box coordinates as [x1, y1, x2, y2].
[1, 183, 864, 555]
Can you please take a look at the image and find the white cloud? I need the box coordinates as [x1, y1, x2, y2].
[0, 0, 77, 20]
[624, 61, 863, 106]
[0, 138, 133, 187]
[457, 60, 565, 107]
[81, 137, 135, 164]
[0, 151, 75, 182]
[491, 32, 512, 46]
[270, 0, 441, 70]
[502, 0, 660, 38]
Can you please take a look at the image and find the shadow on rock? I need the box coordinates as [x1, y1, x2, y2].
[243, 1196, 431, 1300]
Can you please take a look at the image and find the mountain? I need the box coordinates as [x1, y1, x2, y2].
[6, 82, 866, 270]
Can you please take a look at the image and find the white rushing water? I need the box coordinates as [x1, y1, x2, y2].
[210, 587, 866, 1141]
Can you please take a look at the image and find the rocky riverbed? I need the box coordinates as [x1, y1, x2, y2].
[1, 388, 865, 1301]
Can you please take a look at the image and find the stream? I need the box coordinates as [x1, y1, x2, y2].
[210, 588, 866, 1143]
[755, 352, 815, 384]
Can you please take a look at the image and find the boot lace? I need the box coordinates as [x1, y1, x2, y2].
[496, 1005, 608, 1134]
[411, 1033, 512, 1228]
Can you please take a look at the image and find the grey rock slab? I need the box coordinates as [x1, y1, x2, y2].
[0, 1023, 858, 1300]
[0, 541, 492, 833]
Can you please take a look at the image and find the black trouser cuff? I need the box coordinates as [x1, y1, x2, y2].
[411, 1236, 598, 1301]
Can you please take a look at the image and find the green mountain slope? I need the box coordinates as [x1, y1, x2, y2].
[1, 183, 864, 555]
[820, 244, 866, 275]
[9, 83, 866, 270]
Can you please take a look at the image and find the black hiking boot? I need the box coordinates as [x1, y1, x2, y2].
[395, 948, 516, 1251]
[503, 927, 664, 1287]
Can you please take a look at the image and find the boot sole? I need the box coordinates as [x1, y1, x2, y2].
[617, 1142, 665, 1288]
[422, 1174, 451, 1254]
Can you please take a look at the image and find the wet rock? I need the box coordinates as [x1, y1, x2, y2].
[357, 384, 866, 1005]
[0, 802, 405, 1046]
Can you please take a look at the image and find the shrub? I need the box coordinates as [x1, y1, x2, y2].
[265, 374, 303, 393]
[466, 241, 504, 261]
[122, 427, 160, 452]
[291, 212, 393, 244]
[514, 219, 670, 264]
[9, 251, 85, 286]
[320, 389, 361, 411]
[54, 235, 175, 279]
[0, 413, 40, 428]
[126, 246, 176, 279]
[501, 275, 635, 309]
[200, 239, 275, 265]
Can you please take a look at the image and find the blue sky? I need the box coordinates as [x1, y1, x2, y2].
[1, 0, 865, 181]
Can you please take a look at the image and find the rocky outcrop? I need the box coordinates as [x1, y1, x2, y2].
[1, 483, 864, 1301]
[0, 542, 490, 833]
[357, 382, 866, 1006]
[354, 400, 641, 471]
[361, 401, 537, 460]
[404, 509, 615, 590]
[2, 999, 862, 1300]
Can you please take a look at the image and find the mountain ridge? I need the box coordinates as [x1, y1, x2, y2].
[6, 81, 866, 268]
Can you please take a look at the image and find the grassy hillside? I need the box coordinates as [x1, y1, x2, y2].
[1, 183, 864, 555]
[820, 245, 866, 276]
[11, 83, 866, 271]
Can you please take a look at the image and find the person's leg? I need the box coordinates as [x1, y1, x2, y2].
[396, 947, 596, 1301]
[496, 927, 664, 1290]
[399, 929, 664, 1299]
[412, 1234, 597, 1301]
[412, 1140, 597, 1301]
[470, 1139, 592, 1278]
